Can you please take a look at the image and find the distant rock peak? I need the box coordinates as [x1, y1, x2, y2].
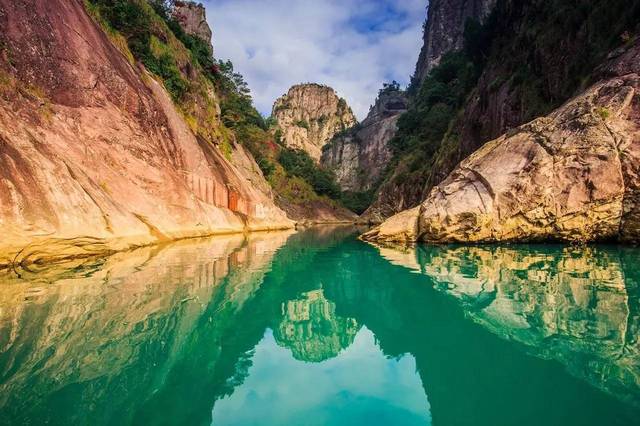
[321, 89, 408, 193]
[272, 84, 357, 162]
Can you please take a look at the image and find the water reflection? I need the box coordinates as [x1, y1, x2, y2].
[0, 231, 293, 425]
[0, 228, 639, 425]
[275, 289, 360, 362]
[376, 244, 640, 408]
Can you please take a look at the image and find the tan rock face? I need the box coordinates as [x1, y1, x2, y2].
[321, 90, 407, 192]
[360, 207, 420, 244]
[172, 1, 212, 46]
[0, 0, 292, 267]
[363, 41, 640, 244]
[272, 84, 356, 162]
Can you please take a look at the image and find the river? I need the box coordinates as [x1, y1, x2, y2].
[0, 226, 639, 425]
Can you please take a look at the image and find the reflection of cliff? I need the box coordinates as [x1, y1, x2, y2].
[374, 243, 640, 406]
[274, 289, 360, 362]
[0, 231, 293, 425]
[4, 226, 638, 425]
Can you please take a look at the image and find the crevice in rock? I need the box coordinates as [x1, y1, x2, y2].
[133, 213, 169, 242]
[63, 161, 114, 233]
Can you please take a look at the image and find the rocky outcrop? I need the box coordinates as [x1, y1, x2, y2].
[363, 40, 640, 244]
[321, 90, 407, 192]
[272, 84, 356, 162]
[274, 197, 357, 225]
[360, 0, 495, 223]
[413, 0, 495, 86]
[172, 1, 212, 46]
[0, 0, 292, 268]
[366, 1, 639, 226]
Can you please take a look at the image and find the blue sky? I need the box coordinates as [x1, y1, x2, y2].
[202, 0, 426, 119]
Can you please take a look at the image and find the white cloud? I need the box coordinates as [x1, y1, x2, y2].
[202, 0, 426, 120]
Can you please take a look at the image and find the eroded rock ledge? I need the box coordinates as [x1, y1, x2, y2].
[363, 41, 640, 245]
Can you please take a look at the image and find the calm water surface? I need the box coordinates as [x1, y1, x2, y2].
[1, 227, 639, 425]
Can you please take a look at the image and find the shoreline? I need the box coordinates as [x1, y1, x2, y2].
[0, 224, 296, 273]
[0, 221, 369, 273]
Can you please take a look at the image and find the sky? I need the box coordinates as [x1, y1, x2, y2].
[202, 0, 426, 120]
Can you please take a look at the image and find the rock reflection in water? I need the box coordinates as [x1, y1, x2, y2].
[0, 231, 293, 425]
[275, 289, 360, 362]
[375, 243, 640, 406]
[2, 227, 640, 426]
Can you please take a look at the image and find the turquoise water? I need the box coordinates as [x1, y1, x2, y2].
[0, 226, 639, 425]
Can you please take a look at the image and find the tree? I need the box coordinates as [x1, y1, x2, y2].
[379, 80, 401, 96]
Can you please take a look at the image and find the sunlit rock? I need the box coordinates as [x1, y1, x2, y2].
[272, 84, 357, 162]
[364, 39, 640, 244]
[321, 89, 408, 193]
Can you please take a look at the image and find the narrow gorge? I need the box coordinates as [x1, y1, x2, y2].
[1, 1, 640, 424]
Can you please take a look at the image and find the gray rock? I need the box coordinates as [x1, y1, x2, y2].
[321, 90, 408, 192]
[172, 1, 212, 47]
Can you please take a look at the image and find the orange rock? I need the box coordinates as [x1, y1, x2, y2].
[0, 0, 293, 268]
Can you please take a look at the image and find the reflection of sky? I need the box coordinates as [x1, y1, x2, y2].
[211, 327, 431, 425]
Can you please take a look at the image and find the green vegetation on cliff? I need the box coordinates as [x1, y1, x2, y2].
[390, 50, 478, 167]
[85, 0, 189, 101]
[84, 0, 354, 218]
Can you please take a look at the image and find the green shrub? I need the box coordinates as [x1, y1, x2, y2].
[294, 119, 310, 130]
[274, 102, 290, 113]
[379, 80, 401, 96]
[86, 0, 189, 101]
[597, 107, 610, 120]
[278, 148, 341, 199]
[390, 50, 477, 159]
[340, 190, 375, 215]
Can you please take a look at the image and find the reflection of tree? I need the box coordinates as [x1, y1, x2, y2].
[274, 289, 359, 362]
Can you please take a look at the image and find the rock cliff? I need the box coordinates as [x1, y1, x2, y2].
[360, 0, 495, 222]
[363, 38, 640, 244]
[321, 89, 407, 192]
[363, 0, 640, 228]
[0, 0, 292, 268]
[412, 0, 495, 86]
[172, 1, 212, 46]
[272, 84, 356, 162]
